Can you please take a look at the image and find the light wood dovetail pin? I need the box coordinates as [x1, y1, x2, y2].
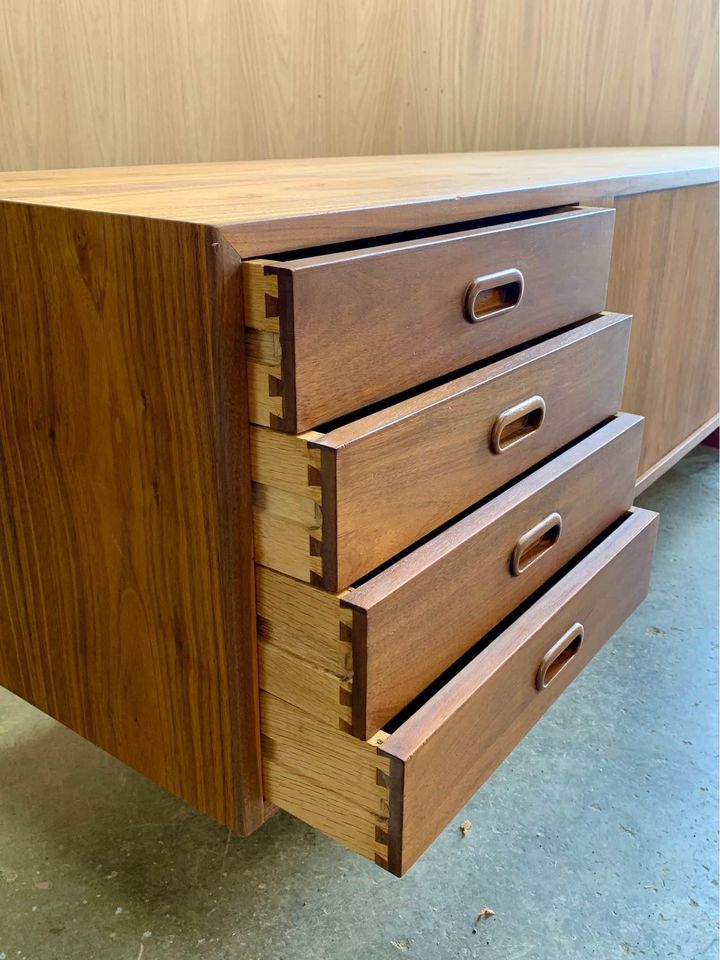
[244, 262, 284, 427]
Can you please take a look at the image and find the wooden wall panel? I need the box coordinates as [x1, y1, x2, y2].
[0, 0, 717, 172]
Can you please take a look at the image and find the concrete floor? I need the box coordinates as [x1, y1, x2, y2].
[0, 446, 717, 960]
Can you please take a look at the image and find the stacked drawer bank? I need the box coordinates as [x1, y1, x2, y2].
[246, 205, 657, 876]
[10, 151, 712, 880]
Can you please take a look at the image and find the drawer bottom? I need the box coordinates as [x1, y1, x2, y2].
[261, 508, 658, 875]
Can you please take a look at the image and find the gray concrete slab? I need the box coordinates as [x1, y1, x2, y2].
[0, 446, 717, 960]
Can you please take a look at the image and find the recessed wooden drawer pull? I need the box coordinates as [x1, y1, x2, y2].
[511, 511, 563, 575]
[491, 395, 546, 453]
[536, 622, 585, 690]
[464, 268, 525, 323]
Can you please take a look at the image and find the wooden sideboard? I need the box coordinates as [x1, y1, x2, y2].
[0, 147, 717, 874]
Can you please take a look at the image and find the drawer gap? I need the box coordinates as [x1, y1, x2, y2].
[253, 204, 579, 263]
[257, 414, 643, 742]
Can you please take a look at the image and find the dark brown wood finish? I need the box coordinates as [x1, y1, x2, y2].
[345, 413, 643, 738]
[248, 206, 615, 431]
[0, 202, 264, 834]
[316, 312, 632, 590]
[379, 507, 659, 876]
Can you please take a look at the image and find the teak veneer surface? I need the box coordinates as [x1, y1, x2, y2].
[347, 414, 643, 737]
[0, 148, 717, 255]
[0, 202, 263, 834]
[0, 148, 714, 864]
[607, 183, 720, 479]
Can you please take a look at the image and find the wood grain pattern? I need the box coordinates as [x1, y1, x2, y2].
[256, 563, 353, 734]
[0, 149, 715, 257]
[245, 207, 615, 431]
[0, 202, 263, 833]
[251, 429, 324, 583]
[0, 0, 716, 174]
[605, 184, 720, 478]
[380, 507, 658, 875]
[347, 414, 643, 738]
[251, 429, 325, 585]
[317, 313, 631, 590]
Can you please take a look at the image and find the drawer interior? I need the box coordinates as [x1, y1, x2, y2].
[261, 508, 658, 875]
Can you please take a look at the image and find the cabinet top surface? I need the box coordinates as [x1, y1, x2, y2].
[0, 147, 717, 255]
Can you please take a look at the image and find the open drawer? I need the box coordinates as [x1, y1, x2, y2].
[252, 312, 632, 591]
[261, 508, 658, 876]
[244, 206, 615, 432]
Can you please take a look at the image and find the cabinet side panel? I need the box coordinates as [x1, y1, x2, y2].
[607, 183, 720, 480]
[0, 203, 263, 833]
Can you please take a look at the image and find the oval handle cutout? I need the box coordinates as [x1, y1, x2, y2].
[464, 268, 524, 323]
[491, 395, 546, 453]
[536, 622, 585, 691]
[511, 512, 563, 576]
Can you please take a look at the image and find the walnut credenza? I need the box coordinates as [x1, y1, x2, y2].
[0, 148, 717, 875]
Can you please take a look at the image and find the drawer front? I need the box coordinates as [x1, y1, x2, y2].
[245, 206, 615, 432]
[380, 508, 658, 875]
[252, 313, 632, 591]
[257, 415, 643, 741]
[347, 413, 643, 738]
[261, 509, 658, 875]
